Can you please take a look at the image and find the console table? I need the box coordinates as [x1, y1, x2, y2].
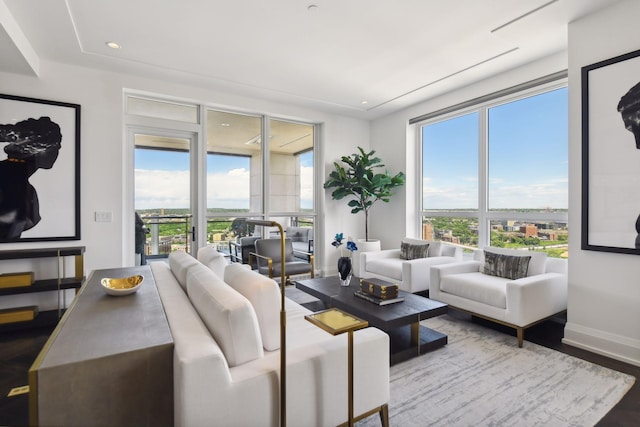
[29, 265, 174, 427]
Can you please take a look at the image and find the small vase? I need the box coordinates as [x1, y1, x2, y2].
[337, 256, 352, 287]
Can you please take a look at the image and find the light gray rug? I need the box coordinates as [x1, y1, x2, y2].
[357, 315, 635, 427]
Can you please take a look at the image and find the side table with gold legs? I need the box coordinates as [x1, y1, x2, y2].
[305, 308, 388, 427]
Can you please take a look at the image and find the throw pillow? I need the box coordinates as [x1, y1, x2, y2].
[400, 242, 430, 260]
[483, 250, 531, 280]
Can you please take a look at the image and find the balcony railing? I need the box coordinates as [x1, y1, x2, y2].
[138, 213, 314, 259]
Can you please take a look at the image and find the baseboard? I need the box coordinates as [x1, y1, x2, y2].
[563, 321, 640, 367]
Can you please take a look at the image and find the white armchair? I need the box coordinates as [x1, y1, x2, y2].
[360, 238, 463, 294]
[430, 247, 568, 347]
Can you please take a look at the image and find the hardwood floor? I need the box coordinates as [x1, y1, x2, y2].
[0, 325, 54, 427]
[1, 315, 637, 426]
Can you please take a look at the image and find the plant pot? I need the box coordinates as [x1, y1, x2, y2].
[352, 239, 381, 277]
[337, 256, 352, 287]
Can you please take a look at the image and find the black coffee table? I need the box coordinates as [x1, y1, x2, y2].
[295, 276, 448, 365]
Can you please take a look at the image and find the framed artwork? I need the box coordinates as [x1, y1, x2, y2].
[0, 94, 80, 242]
[582, 48, 640, 254]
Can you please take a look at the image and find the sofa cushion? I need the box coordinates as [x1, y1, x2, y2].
[483, 251, 531, 280]
[197, 246, 227, 279]
[366, 258, 403, 281]
[224, 263, 281, 351]
[402, 238, 442, 257]
[478, 248, 547, 277]
[441, 272, 507, 309]
[169, 250, 201, 291]
[400, 241, 429, 260]
[186, 263, 264, 367]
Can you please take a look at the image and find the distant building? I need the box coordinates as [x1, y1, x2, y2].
[422, 223, 434, 240]
[520, 224, 538, 237]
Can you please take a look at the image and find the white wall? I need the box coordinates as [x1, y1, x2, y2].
[0, 60, 370, 276]
[564, 0, 640, 366]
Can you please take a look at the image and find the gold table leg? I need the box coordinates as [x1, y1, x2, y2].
[348, 329, 354, 427]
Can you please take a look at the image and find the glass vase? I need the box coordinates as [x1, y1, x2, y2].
[337, 256, 352, 287]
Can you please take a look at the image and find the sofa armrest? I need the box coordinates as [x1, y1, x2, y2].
[362, 249, 401, 261]
[505, 272, 568, 326]
[429, 261, 482, 298]
[432, 260, 481, 277]
[402, 256, 463, 293]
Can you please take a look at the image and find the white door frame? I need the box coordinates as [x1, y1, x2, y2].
[124, 120, 202, 266]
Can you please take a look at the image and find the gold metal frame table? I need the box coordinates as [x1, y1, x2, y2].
[305, 308, 369, 427]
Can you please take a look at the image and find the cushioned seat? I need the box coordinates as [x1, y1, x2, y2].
[361, 237, 463, 294]
[251, 238, 314, 282]
[430, 247, 568, 347]
[440, 272, 507, 309]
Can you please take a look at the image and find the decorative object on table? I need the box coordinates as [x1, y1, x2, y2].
[332, 232, 357, 286]
[359, 277, 399, 300]
[100, 275, 144, 296]
[353, 290, 405, 306]
[0, 94, 81, 243]
[581, 47, 640, 255]
[323, 147, 405, 242]
[245, 219, 287, 427]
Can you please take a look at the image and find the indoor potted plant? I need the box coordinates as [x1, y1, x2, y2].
[324, 146, 405, 242]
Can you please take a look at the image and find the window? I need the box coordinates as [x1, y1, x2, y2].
[205, 109, 317, 253]
[420, 85, 568, 258]
[126, 94, 318, 264]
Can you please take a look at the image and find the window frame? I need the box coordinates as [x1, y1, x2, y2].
[417, 79, 569, 251]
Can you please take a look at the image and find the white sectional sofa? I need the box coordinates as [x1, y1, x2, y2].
[430, 247, 568, 347]
[150, 247, 390, 427]
[361, 238, 463, 294]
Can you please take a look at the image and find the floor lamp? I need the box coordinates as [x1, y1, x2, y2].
[246, 219, 286, 427]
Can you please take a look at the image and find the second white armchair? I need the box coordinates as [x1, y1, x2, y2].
[360, 238, 463, 294]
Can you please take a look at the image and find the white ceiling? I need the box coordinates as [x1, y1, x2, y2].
[0, 0, 620, 119]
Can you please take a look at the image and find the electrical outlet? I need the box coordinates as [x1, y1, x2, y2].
[95, 211, 113, 222]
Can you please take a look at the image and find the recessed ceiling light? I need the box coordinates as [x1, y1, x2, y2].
[361, 101, 368, 105]
[220, 123, 230, 127]
[106, 42, 121, 49]
[308, 4, 319, 12]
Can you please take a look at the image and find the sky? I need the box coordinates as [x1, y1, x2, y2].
[422, 87, 568, 210]
[135, 88, 567, 212]
[135, 149, 314, 210]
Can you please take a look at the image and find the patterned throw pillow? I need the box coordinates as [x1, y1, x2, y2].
[400, 242, 430, 260]
[483, 251, 531, 280]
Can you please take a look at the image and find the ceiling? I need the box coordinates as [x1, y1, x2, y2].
[0, 0, 620, 120]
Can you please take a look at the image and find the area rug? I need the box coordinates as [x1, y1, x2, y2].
[357, 315, 635, 427]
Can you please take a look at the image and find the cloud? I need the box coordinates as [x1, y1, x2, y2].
[136, 166, 314, 210]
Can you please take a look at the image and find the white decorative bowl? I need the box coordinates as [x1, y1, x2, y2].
[100, 275, 144, 296]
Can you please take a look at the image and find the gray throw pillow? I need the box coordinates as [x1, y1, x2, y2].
[400, 242, 430, 260]
[483, 251, 531, 280]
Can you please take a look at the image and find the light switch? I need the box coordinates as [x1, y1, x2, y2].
[95, 211, 113, 222]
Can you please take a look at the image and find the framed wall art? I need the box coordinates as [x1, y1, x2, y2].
[0, 94, 80, 242]
[582, 48, 640, 254]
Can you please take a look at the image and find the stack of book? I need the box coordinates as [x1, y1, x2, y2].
[354, 278, 404, 306]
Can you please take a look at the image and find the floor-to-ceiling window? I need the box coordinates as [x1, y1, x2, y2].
[420, 82, 568, 258]
[125, 94, 317, 264]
